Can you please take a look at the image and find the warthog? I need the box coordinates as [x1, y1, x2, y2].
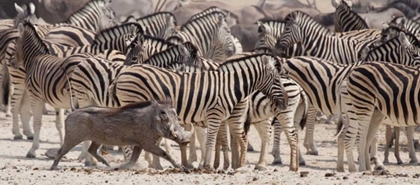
[50, 99, 192, 170]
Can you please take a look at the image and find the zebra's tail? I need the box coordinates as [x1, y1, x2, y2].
[108, 76, 120, 106]
[2, 67, 10, 106]
[298, 90, 308, 130]
[335, 87, 345, 137]
[60, 66, 78, 112]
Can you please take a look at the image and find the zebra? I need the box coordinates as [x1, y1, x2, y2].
[388, 16, 420, 40]
[279, 32, 420, 172]
[343, 61, 420, 172]
[123, 12, 177, 40]
[173, 60, 307, 171]
[0, 3, 37, 30]
[169, 11, 235, 63]
[275, 11, 381, 64]
[109, 54, 291, 171]
[12, 22, 119, 159]
[332, 0, 369, 32]
[59, 0, 117, 33]
[124, 34, 177, 65]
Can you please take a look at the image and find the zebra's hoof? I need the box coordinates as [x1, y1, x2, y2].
[397, 160, 403, 165]
[26, 136, 34, 140]
[85, 161, 92, 167]
[254, 166, 267, 171]
[336, 167, 345, 172]
[374, 165, 385, 171]
[306, 150, 319, 156]
[272, 160, 282, 165]
[383, 159, 389, 164]
[5, 113, 12, 117]
[409, 159, 418, 165]
[247, 147, 255, 152]
[26, 152, 36, 158]
[299, 161, 306, 166]
[13, 135, 23, 140]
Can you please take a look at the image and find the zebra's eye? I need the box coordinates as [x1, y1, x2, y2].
[131, 56, 138, 61]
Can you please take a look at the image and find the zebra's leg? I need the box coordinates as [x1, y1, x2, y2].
[280, 116, 300, 171]
[163, 139, 172, 156]
[303, 107, 318, 155]
[187, 126, 197, 168]
[393, 127, 402, 164]
[343, 110, 358, 172]
[271, 118, 282, 165]
[20, 92, 34, 139]
[227, 101, 250, 169]
[202, 118, 222, 171]
[359, 110, 384, 172]
[26, 100, 45, 158]
[383, 125, 393, 164]
[11, 86, 25, 139]
[253, 118, 272, 171]
[151, 137, 164, 170]
[405, 126, 418, 164]
[55, 108, 65, 145]
[229, 123, 240, 169]
[214, 122, 229, 170]
[195, 126, 207, 168]
[221, 125, 230, 170]
[247, 125, 255, 152]
[370, 133, 385, 171]
[80, 141, 98, 166]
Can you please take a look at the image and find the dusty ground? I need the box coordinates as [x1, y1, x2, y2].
[1, 109, 420, 185]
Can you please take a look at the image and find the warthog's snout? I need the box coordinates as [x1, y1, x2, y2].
[176, 130, 192, 145]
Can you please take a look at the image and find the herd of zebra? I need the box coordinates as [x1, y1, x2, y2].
[1, 0, 420, 174]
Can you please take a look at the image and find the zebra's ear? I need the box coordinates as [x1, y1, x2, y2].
[262, 55, 275, 69]
[178, 44, 190, 57]
[331, 0, 339, 8]
[15, 3, 24, 15]
[398, 32, 411, 49]
[343, 0, 352, 8]
[28, 3, 35, 14]
[363, 17, 370, 28]
[217, 14, 225, 27]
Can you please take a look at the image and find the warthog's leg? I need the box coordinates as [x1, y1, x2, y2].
[144, 143, 183, 169]
[88, 141, 110, 167]
[50, 138, 84, 170]
[119, 146, 142, 170]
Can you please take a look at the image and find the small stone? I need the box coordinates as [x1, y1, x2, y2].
[325, 172, 336, 177]
[343, 176, 348, 180]
[273, 169, 278, 172]
[252, 177, 258, 181]
[105, 180, 108, 183]
[33, 168, 39, 170]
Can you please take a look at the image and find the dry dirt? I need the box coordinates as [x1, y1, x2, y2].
[1, 109, 420, 185]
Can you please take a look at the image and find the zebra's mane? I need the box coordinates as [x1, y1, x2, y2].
[136, 11, 177, 25]
[189, 6, 225, 21]
[20, 22, 50, 54]
[368, 32, 420, 56]
[93, 23, 143, 45]
[181, 11, 226, 31]
[218, 53, 275, 70]
[285, 10, 330, 35]
[63, 0, 110, 23]
[337, 0, 368, 29]
[143, 34, 175, 45]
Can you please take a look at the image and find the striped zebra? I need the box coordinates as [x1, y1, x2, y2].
[0, 3, 37, 29]
[123, 12, 177, 39]
[275, 11, 378, 64]
[109, 54, 290, 171]
[388, 16, 420, 40]
[59, 0, 117, 33]
[164, 53, 306, 170]
[169, 11, 235, 63]
[13, 22, 114, 159]
[344, 61, 420, 172]
[332, 0, 369, 32]
[124, 34, 177, 65]
[279, 32, 420, 172]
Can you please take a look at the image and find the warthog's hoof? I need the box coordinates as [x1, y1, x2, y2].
[272, 160, 282, 165]
[50, 166, 60, 171]
[409, 159, 418, 165]
[13, 135, 23, 140]
[85, 161, 93, 167]
[306, 150, 319, 156]
[299, 160, 306, 166]
[5, 113, 12, 117]
[26, 152, 36, 158]
[374, 165, 385, 171]
[254, 165, 267, 171]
